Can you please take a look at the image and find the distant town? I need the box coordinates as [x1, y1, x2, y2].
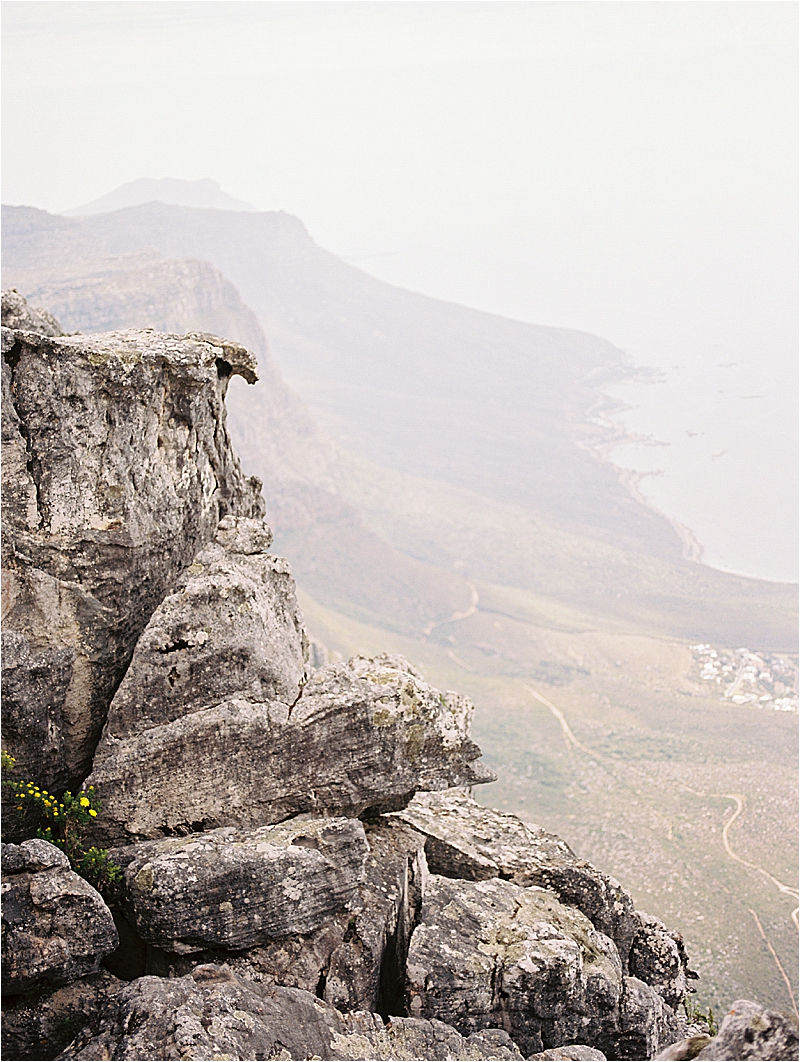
[691, 643, 798, 712]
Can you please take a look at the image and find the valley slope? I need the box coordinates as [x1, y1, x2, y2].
[2, 201, 797, 1013]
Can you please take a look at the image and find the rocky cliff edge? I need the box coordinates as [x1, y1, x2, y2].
[2, 293, 795, 1062]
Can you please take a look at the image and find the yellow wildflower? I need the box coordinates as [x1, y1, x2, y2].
[89, 809, 97, 817]
[79, 796, 90, 807]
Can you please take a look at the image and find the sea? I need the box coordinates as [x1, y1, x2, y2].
[600, 356, 798, 585]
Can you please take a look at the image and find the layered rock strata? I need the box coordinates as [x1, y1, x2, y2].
[121, 818, 369, 952]
[58, 963, 526, 1061]
[395, 789, 696, 1007]
[405, 874, 680, 1060]
[87, 537, 492, 843]
[126, 817, 428, 1019]
[1, 300, 264, 798]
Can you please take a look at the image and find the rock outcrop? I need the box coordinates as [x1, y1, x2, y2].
[58, 963, 526, 1061]
[1, 298, 717, 1062]
[396, 789, 638, 969]
[1, 301, 264, 800]
[405, 874, 681, 1060]
[1, 840, 118, 995]
[121, 817, 369, 953]
[694, 999, 799, 1060]
[87, 589, 493, 842]
[131, 817, 428, 1020]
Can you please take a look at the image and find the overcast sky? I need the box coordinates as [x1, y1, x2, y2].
[2, 1, 797, 578]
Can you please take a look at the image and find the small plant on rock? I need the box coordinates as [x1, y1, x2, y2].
[682, 996, 718, 1037]
[2, 751, 122, 897]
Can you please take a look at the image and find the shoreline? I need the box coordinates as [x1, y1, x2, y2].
[578, 380, 707, 566]
[615, 467, 705, 564]
[580, 377, 798, 586]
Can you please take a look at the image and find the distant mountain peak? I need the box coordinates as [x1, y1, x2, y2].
[64, 177, 258, 216]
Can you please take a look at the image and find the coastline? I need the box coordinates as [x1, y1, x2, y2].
[615, 467, 705, 564]
[578, 382, 707, 565]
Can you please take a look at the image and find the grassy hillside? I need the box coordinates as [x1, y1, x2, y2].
[3, 202, 796, 1014]
[297, 587, 799, 1018]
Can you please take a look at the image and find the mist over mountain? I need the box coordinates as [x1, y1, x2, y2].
[2, 196, 797, 1014]
[3, 201, 795, 650]
[64, 177, 258, 216]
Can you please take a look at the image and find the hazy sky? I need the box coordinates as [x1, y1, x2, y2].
[2, 1, 798, 579]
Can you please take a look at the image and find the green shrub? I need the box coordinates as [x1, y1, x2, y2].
[2, 752, 122, 898]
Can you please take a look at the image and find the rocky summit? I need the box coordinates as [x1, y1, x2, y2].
[1, 292, 794, 1062]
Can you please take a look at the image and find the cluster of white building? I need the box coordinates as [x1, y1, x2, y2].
[690, 643, 798, 712]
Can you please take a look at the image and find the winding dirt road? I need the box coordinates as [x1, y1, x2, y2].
[423, 581, 479, 637]
[523, 683, 799, 1014]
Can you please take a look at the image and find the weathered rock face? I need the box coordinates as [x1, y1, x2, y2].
[121, 817, 369, 953]
[1, 969, 121, 1062]
[628, 911, 695, 1009]
[396, 789, 638, 970]
[58, 963, 525, 1061]
[406, 874, 625, 1057]
[99, 515, 308, 745]
[136, 817, 428, 1020]
[693, 999, 799, 1061]
[1, 297, 265, 797]
[1, 840, 118, 995]
[88, 647, 493, 845]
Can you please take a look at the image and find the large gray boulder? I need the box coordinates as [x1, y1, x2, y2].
[1, 300, 265, 798]
[405, 874, 623, 1058]
[396, 789, 638, 970]
[57, 963, 525, 1060]
[405, 874, 681, 1060]
[121, 817, 369, 953]
[694, 999, 799, 1060]
[1, 840, 118, 995]
[88, 649, 493, 845]
[98, 515, 308, 745]
[138, 817, 428, 1018]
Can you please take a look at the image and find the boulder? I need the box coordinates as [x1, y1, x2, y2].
[57, 963, 525, 1060]
[1, 969, 121, 1062]
[1, 303, 265, 798]
[1, 839, 118, 995]
[120, 817, 427, 1019]
[628, 910, 696, 1009]
[396, 789, 638, 969]
[88, 653, 493, 845]
[405, 874, 623, 1057]
[98, 515, 308, 745]
[694, 999, 799, 1060]
[1, 288, 64, 337]
[121, 817, 369, 952]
